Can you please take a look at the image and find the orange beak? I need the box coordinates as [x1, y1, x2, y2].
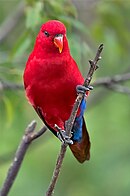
[54, 34, 63, 53]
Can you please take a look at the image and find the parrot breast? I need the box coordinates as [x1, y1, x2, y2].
[24, 52, 84, 131]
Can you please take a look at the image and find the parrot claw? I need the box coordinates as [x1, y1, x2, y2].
[76, 85, 93, 95]
[55, 124, 73, 145]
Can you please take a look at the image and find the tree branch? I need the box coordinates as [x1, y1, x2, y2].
[105, 84, 130, 94]
[0, 121, 47, 196]
[0, 80, 23, 91]
[46, 44, 104, 196]
[93, 72, 130, 86]
[92, 72, 130, 95]
[1, 72, 130, 94]
[46, 143, 67, 196]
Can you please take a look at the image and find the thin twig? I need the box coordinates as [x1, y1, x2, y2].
[92, 72, 130, 95]
[0, 80, 23, 91]
[1, 72, 130, 93]
[46, 143, 67, 196]
[0, 121, 47, 196]
[105, 84, 130, 94]
[92, 72, 130, 86]
[46, 44, 104, 196]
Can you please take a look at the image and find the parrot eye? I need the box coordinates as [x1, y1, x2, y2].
[44, 31, 50, 37]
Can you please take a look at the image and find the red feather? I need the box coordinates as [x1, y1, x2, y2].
[23, 20, 90, 163]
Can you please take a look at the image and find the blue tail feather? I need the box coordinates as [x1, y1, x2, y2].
[72, 98, 86, 142]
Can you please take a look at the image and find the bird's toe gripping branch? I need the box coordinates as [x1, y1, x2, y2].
[54, 124, 73, 145]
[76, 84, 93, 95]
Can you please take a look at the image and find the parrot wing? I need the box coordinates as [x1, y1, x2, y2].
[34, 106, 57, 137]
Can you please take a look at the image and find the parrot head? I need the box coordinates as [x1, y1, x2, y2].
[36, 20, 68, 54]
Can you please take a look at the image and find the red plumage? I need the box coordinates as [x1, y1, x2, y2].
[23, 20, 90, 163]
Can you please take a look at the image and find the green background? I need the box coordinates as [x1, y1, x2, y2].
[0, 0, 130, 195]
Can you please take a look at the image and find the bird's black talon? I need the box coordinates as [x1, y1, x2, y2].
[76, 85, 93, 94]
[88, 85, 93, 90]
[76, 85, 86, 94]
[55, 124, 73, 145]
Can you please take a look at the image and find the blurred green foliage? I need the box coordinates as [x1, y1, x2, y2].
[0, 0, 130, 196]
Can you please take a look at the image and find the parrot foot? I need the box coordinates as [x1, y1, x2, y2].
[76, 85, 93, 95]
[55, 124, 73, 145]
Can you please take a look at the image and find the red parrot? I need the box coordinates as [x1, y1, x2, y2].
[23, 20, 91, 163]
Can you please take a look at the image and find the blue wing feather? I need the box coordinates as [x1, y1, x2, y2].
[72, 98, 86, 142]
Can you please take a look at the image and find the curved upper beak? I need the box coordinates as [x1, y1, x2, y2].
[54, 34, 63, 53]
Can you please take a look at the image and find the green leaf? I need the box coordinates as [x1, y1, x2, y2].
[12, 37, 31, 61]
[26, 2, 43, 29]
[2, 95, 14, 127]
[9, 31, 31, 62]
[60, 16, 90, 37]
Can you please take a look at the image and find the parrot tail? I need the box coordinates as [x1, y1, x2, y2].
[69, 118, 91, 163]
